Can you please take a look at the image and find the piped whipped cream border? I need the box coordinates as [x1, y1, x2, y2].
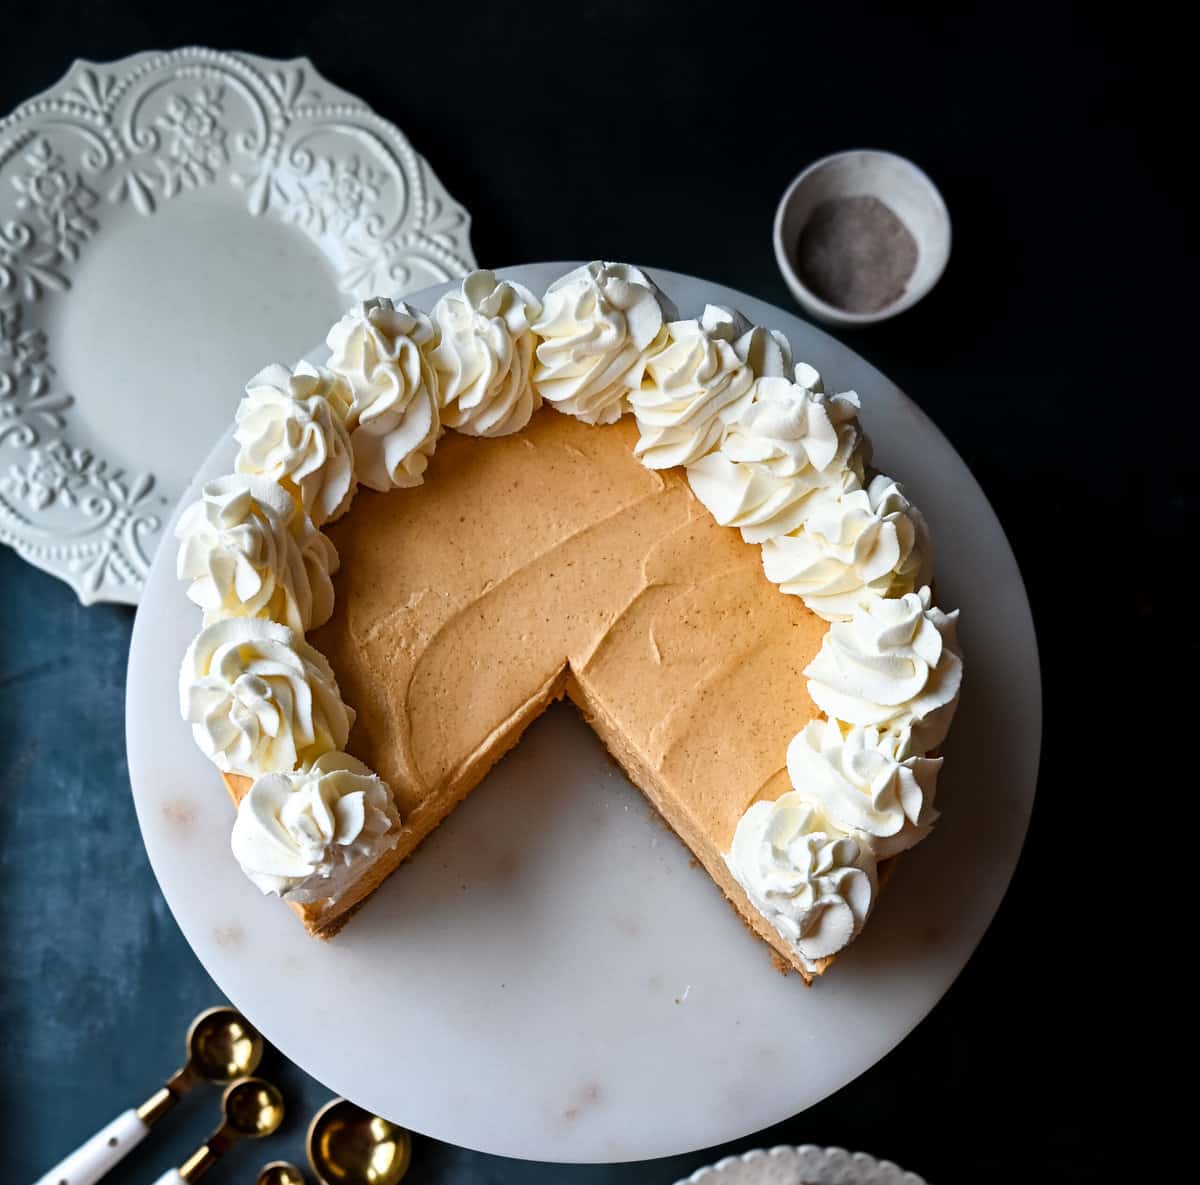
[174, 261, 963, 971]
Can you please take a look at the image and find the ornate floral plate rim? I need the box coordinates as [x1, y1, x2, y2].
[673, 1143, 930, 1185]
[0, 47, 474, 605]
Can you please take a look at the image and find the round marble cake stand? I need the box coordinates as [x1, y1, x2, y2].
[126, 263, 1040, 1164]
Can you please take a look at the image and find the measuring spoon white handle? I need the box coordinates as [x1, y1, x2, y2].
[148, 1172, 186, 1185]
[33, 1108, 150, 1185]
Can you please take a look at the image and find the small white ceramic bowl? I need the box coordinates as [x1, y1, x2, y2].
[773, 149, 951, 328]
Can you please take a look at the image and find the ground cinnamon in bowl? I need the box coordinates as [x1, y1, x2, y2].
[794, 195, 918, 314]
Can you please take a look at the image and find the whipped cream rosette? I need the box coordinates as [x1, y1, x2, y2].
[761, 471, 932, 621]
[175, 474, 338, 634]
[686, 363, 867, 544]
[804, 586, 962, 753]
[231, 752, 401, 900]
[235, 362, 356, 526]
[180, 617, 354, 777]
[786, 718, 941, 860]
[429, 269, 544, 437]
[727, 368, 863, 476]
[630, 305, 756, 469]
[726, 793, 876, 967]
[532, 261, 675, 425]
[326, 297, 441, 491]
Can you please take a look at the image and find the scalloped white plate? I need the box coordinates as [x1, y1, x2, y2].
[127, 263, 1039, 1163]
[0, 48, 474, 604]
[673, 1144, 929, 1185]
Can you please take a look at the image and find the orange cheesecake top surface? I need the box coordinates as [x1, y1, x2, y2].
[313, 408, 826, 854]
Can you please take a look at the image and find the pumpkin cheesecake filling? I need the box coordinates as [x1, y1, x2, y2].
[309, 411, 825, 951]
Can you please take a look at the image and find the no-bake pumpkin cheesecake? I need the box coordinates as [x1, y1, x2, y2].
[178, 263, 962, 981]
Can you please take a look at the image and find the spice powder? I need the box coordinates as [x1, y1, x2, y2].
[795, 194, 918, 314]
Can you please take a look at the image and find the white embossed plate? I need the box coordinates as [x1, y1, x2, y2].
[127, 264, 1039, 1163]
[673, 1144, 929, 1185]
[0, 48, 474, 603]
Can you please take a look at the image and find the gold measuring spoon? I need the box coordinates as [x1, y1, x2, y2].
[149, 1077, 285, 1185]
[307, 1098, 411, 1185]
[35, 1006, 264, 1185]
[256, 1163, 307, 1185]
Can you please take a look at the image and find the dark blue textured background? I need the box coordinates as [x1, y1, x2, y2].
[2, 4, 1173, 1182]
